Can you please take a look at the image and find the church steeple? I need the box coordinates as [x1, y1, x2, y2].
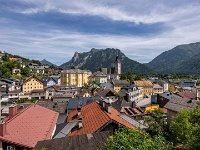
[114, 55, 121, 76]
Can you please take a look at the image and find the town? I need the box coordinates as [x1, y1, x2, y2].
[0, 50, 199, 150]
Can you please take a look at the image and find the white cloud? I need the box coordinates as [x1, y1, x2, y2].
[1, 0, 200, 65]
[17, 0, 200, 24]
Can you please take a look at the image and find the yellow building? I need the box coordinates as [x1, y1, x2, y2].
[168, 83, 177, 93]
[134, 80, 153, 96]
[61, 69, 92, 87]
[22, 76, 44, 93]
[112, 80, 129, 93]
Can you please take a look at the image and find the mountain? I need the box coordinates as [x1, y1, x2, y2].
[147, 42, 200, 74]
[60, 48, 154, 75]
[40, 59, 57, 67]
[175, 53, 200, 75]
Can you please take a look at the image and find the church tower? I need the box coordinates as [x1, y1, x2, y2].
[114, 55, 121, 79]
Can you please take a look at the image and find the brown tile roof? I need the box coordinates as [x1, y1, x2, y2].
[134, 80, 153, 87]
[35, 131, 111, 150]
[66, 101, 134, 136]
[176, 90, 196, 99]
[31, 89, 45, 93]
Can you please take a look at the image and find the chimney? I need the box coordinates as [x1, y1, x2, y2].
[77, 106, 81, 116]
[100, 98, 112, 113]
[78, 117, 83, 128]
[9, 104, 17, 119]
[0, 121, 6, 136]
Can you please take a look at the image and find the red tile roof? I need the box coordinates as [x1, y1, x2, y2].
[0, 104, 58, 148]
[176, 90, 196, 99]
[66, 101, 135, 136]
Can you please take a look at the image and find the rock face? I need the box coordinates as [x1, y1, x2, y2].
[60, 48, 153, 75]
[147, 42, 200, 74]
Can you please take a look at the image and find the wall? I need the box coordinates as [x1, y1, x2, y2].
[22, 77, 43, 93]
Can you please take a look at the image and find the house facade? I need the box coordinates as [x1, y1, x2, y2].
[134, 80, 153, 96]
[89, 71, 107, 84]
[112, 80, 129, 93]
[22, 76, 44, 93]
[153, 84, 164, 94]
[61, 69, 92, 87]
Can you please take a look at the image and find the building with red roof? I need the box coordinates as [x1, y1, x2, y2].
[176, 90, 197, 100]
[0, 104, 58, 149]
[65, 101, 135, 136]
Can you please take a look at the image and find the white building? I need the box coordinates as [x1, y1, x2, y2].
[89, 71, 107, 84]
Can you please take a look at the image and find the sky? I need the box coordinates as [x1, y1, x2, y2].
[0, 0, 200, 65]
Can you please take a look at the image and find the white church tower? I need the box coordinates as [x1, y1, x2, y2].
[114, 55, 121, 80]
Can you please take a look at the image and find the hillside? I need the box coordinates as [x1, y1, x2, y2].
[60, 48, 154, 75]
[175, 53, 200, 75]
[147, 42, 200, 74]
[40, 59, 57, 67]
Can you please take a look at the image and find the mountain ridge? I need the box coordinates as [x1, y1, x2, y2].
[60, 48, 154, 75]
[41, 59, 57, 67]
[147, 42, 200, 74]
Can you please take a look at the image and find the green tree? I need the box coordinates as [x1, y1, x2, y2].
[21, 67, 30, 77]
[105, 127, 172, 150]
[144, 109, 165, 137]
[170, 107, 200, 149]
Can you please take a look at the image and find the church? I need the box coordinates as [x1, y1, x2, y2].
[100, 55, 122, 80]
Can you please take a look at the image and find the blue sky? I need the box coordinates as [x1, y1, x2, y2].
[0, 0, 200, 65]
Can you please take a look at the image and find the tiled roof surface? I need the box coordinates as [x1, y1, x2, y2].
[134, 80, 153, 87]
[31, 89, 45, 93]
[95, 88, 115, 97]
[112, 80, 129, 85]
[66, 101, 134, 136]
[176, 90, 196, 99]
[153, 84, 163, 89]
[0, 104, 59, 148]
[35, 131, 111, 150]
[164, 99, 197, 112]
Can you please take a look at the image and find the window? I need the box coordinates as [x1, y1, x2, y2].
[7, 145, 15, 150]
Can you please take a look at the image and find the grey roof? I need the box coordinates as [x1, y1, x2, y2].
[67, 97, 98, 112]
[95, 89, 115, 97]
[91, 71, 107, 77]
[37, 101, 68, 114]
[119, 113, 147, 130]
[164, 99, 198, 112]
[112, 80, 129, 85]
[100, 82, 113, 88]
[53, 122, 78, 139]
[112, 99, 133, 112]
[158, 92, 182, 101]
[35, 131, 111, 150]
[42, 77, 58, 86]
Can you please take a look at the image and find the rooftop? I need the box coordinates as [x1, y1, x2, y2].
[66, 101, 135, 136]
[35, 131, 111, 150]
[134, 80, 153, 87]
[61, 69, 91, 74]
[112, 80, 129, 85]
[0, 104, 59, 148]
[158, 92, 182, 101]
[164, 99, 198, 112]
[176, 90, 197, 99]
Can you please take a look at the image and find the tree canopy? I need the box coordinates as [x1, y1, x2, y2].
[170, 107, 200, 150]
[105, 127, 172, 150]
